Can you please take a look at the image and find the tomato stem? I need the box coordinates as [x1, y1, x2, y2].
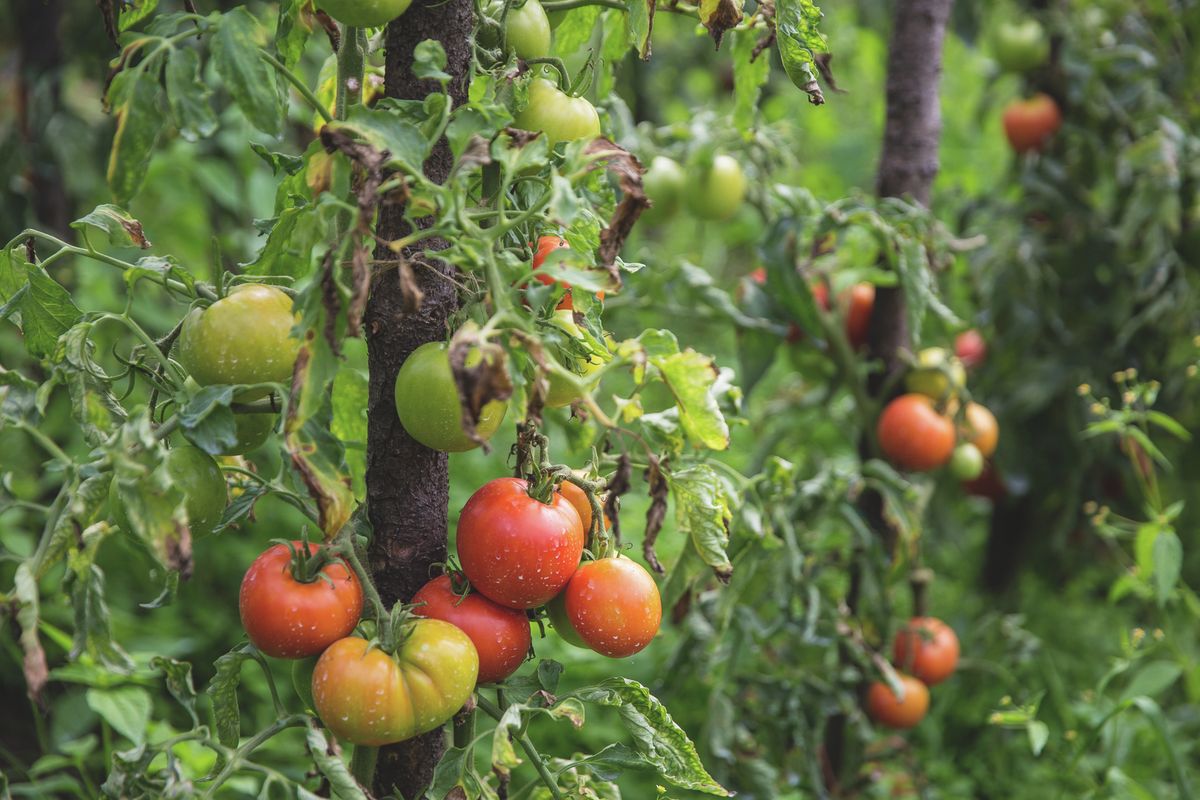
[475, 694, 563, 799]
[349, 744, 378, 790]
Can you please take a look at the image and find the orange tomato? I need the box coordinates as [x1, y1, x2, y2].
[964, 402, 999, 458]
[558, 480, 593, 534]
[877, 394, 956, 471]
[866, 675, 930, 729]
[1002, 94, 1062, 154]
[842, 283, 875, 349]
[892, 617, 960, 686]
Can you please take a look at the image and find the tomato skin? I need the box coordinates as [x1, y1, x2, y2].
[514, 78, 601, 145]
[412, 575, 531, 684]
[456, 478, 585, 609]
[312, 624, 478, 746]
[563, 557, 661, 658]
[964, 402, 999, 458]
[866, 675, 930, 729]
[641, 156, 686, 224]
[546, 592, 590, 648]
[316, 0, 413, 27]
[530, 235, 604, 311]
[557, 481, 593, 533]
[949, 443, 984, 481]
[842, 283, 875, 349]
[177, 285, 299, 391]
[394, 341, 507, 452]
[992, 19, 1049, 73]
[111, 445, 227, 537]
[504, 0, 551, 59]
[1003, 94, 1062, 154]
[877, 394, 956, 471]
[222, 413, 275, 455]
[892, 617, 960, 686]
[685, 154, 747, 221]
[955, 329, 987, 369]
[239, 542, 363, 659]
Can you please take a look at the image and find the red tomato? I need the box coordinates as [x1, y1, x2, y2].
[963, 402, 999, 458]
[1003, 94, 1062, 154]
[842, 283, 875, 349]
[866, 675, 929, 729]
[877, 394, 956, 471]
[892, 617, 960, 686]
[456, 477, 585, 609]
[563, 557, 661, 658]
[557, 480, 594, 533]
[239, 542, 363, 659]
[954, 329, 987, 369]
[411, 574, 531, 684]
[531, 235, 604, 311]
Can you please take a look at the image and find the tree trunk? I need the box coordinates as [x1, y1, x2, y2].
[367, 2, 473, 797]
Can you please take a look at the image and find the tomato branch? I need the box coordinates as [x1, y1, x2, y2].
[260, 50, 332, 124]
[474, 694, 563, 799]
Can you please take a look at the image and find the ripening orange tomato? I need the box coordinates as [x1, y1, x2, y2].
[964, 402, 999, 458]
[877, 394, 956, 471]
[557, 480, 594, 534]
[892, 617, 960, 686]
[1003, 94, 1062, 154]
[866, 675, 930, 729]
[842, 283, 875, 349]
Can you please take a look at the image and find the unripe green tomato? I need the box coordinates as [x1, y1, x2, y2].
[514, 78, 601, 145]
[223, 413, 276, 455]
[545, 311, 604, 408]
[641, 156, 686, 225]
[394, 341, 507, 452]
[110, 446, 228, 537]
[505, 0, 551, 59]
[177, 285, 300, 390]
[949, 442, 985, 481]
[904, 347, 966, 400]
[316, 0, 413, 27]
[546, 592, 590, 649]
[685, 154, 747, 221]
[992, 19, 1050, 73]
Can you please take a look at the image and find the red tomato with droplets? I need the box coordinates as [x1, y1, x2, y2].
[842, 283, 875, 349]
[892, 617, 960, 686]
[877, 394, 956, 471]
[866, 675, 929, 729]
[955, 329, 987, 369]
[563, 557, 661, 658]
[531, 235, 604, 311]
[1003, 94, 1062, 154]
[557, 480, 593, 534]
[411, 574, 531, 684]
[456, 477, 584, 609]
[239, 542, 363, 659]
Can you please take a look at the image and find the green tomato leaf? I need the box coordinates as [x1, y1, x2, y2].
[332, 365, 369, 499]
[20, 264, 82, 360]
[668, 464, 734, 581]
[652, 350, 729, 451]
[274, 0, 312, 70]
[207, 644, 255, 750]
[305, 724, 368, 800]
[165, 48, 218, 142]
[86, 686, 152, 746]
[625, 0, 654, 59]
[71, 205, 152, 249]
[731, 29, 770, 135]
[553, 6, 602, 55]
[1026, 720, 1049, 756]
[330, 104, 431, 174]
[211, 7, 284, 136]
[106, 66, 165, 204]
[1152, 528, 1182, 606]
[775, 0, 826, 104]
[247, 204, 325, 279]
[413, 40, 451, 83]
[178, 386, 240, 456]
[568, 677, 731, 795]
[56, 322, 126, 446]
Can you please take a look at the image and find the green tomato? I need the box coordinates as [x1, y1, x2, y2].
[546, 592, 590, 649]
[685, 154, 747, 221]
[949, 443, 985, 481]
[316, 0, 413, 27]
[222, 413, 276, 455]
[904, 347, 966, 401]
[394, 341, 507, 452]
[505, 0, 551, 59]
[641, 156, 686, 225]
[514, 78, 601, 145]
[177, 285, 299, 391]
[992, 19, 1050, 73]
[544, 311, 604, 408]
[110, 446, 227, 537]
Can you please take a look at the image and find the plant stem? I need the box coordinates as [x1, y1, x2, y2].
[260, 50, 332, 123]
[201, 714, 308, 798]
[335, 27, 366, 121]
[475, 695, 562, 799]
[350, 744, 378, 788]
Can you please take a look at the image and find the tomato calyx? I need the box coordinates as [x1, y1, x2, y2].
[512, 423, 610, 552]
[272, 535, 340, 586]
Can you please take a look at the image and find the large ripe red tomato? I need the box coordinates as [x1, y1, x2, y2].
[963, 402, 999, 458]
[842, 283, 875, 349]
[877, 394, 956, 471]
[456, 477, 585, 609]
[239, 542, 363, 659]
[563, 557, 661, 658]
[531, 235, 604, 311]
[411, 574, 531, 684]
[866, 675, 930, 729]
[312, 622, 478, 745]
[954, 329, 987, 369]
[892, 617, 960, 686]
[1003, 94, 1062, 154]
[557, 480, 594, 533]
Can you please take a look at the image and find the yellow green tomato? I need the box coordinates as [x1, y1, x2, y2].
[545, 312, 605, 408]
[949, 442, 985, 481]
[176, 285, 299, 390]
[505, 0, 551, 59]
[514, 78, 601, 145]
[685, 154, 747, 221]
[110, 446, 227, 537]
[311, 622, 479, 746]
[223, 413, 276, 455]
[394, 341, 507, 452]
[316, 0, 413, 27]
[904, 347, 966, 400]
[641, 156, 686, 225]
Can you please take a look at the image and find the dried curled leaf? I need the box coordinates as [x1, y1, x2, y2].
[699, 0, 744, 48]
[448, 329, 514, 450]
[583, 138, 649, 286]
[604, 452, 632, 546]
[643, 457, 669, 574]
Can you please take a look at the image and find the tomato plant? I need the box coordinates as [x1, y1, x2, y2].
[111, 444, 227, 537]
[317, 0, 414, 27]
[411, 573, 532, 684]
[239, 541, 364, 659]
[312, 623, 478, 746]
[562, 556, 662, 657]
[892, 617, 960, 686]
[394, 341, 507, 452]
[456, 477, 585, 608]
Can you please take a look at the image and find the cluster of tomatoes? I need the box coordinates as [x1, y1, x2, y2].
[866, 617, 961, 729]
[876, 336, 999, 485]
[992, 17, 1063, 154]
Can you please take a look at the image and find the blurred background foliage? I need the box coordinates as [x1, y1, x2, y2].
[1, 0, 1198, 796]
